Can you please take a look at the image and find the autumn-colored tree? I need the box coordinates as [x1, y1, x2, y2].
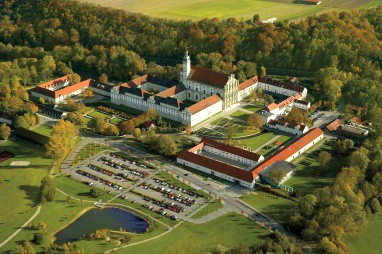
[46, 120, 78, 161]
[133, 128, 141, 138]
[317, 151, 331, 173]
[0, 123, 11, 140]
[247, 113, 263, 128]
[105, 124, 119, 136]
[88, 116, 107, 134]
[185, 123, 192, 135]
[66, 112, 84, 126]
[40, 176, 56, 203]
[98, 73, 108, 83]
[119, 120, 135, 134]
[68, 73, 81, 85]
[82, 87, 94, 98]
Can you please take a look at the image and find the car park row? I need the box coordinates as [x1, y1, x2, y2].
[76, 169, 123, 191]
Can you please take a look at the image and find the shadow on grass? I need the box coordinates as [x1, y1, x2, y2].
[18, 185, 40, 206]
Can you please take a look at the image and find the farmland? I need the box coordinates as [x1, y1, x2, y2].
[77, 0, 380, 21]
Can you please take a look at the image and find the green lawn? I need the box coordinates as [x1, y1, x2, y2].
[74, 0, 372, 21]
[110, 117, 125, 125]
[0, 138, 54, 244]
[346, 212, 382, 254]
[229, 110, 250, 122]
[283, 138, 337, 196]
[243, 102, 265, 113]
[31, 123, 54, 137]
[117, 212, 270, 254]
[191, 200, 223, 219]
[83, 116, 91, 125]
[88, 110, 112, 120]
[240, 191, 295, 224]
[239, 132, 279, 151]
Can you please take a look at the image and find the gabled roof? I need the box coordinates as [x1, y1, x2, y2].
[250, 128, 324, 178]
[119, 85, 151, 99]
[187, 94, 222, 115]
[156, 84, 186, 98]
[122, 74, 178, 89]
[38, 75, 71, 89]
[32, 77, 90, 99]
[188, 66, 229, 88]
[177, 150, 255, 183]
[201, 137, 262, 162]
[326, 119, 341, 132]
[89, 79, 115, 92]
[259, 76, 306, 93]
[238, 76, 258, 91]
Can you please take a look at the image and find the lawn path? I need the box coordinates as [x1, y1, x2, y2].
[0, 205, 41, 249]
[253, 135, 280, 153]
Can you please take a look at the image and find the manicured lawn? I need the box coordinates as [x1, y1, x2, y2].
[283, 138, 337, 196]
[191, 200, 223, 219]
[83, 116, 91, 125]
[346, 212, 382, 254]
[54, 175, 114, 202]
[88, 110, 112, 120]
[239, 132, 279, 150]
[243, 102, 265, 113]
[229, 110, 250, 122]
[232, 126, 259, 138]
[240, 191, 295, 224]
[72, 143, 110, 166]
[31, 123, 54, 137]
[76, 0, 357, 21]
[82, 106, 95, 114]
[0, 138, 53, 244]
[110, 117, 125, 125]
[118, 212, 270, 254]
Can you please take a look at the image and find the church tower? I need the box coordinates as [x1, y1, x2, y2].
[181, 50, 191, 81]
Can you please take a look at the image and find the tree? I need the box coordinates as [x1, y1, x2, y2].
[38, 97, 45, 105]
[68, 73, 81, 85]
[89, 188, 100, 198]
[98, 73, 108, 83]
[260, 66, 266, 77]
[82, 87, 94, 98]
[17, 241, 35, 254]
[0, 123, 11, 140]
[349, 147, 370, 172]
[46, 120, 78, 161]
[153, 135, 178, 156]
[105, 124, 119, 136]
[317, 151, 332, 173]
[185, 123, 192, 135]
[146, 108, 158, 121]
[88, 116, 107, 134]
[120, 120, 135, 134]
[317, 237, 342, 254]
[40, 176, 56, 203]
[32, 233, 44, 245]
[267, 169, 286, 186]
[133, 128, 141, 138]
[247, 113, 263, 128]
[253, 14, 260, 22]
[66, 112, 84, 126]
[370, 198, 382, 214]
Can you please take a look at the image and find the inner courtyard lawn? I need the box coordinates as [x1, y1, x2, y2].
[117, 212, 270, 254]
[0, 138, 53, 244]
[239, 132, 279, 150]
[240, 191, 294, 224]
[229, 110, 250, 122]
[243, 101, 265, 113]
[88, 110, 112, 120]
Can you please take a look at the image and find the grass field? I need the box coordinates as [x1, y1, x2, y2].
[77, 0, 378, 21]
[346, 212, 382, 254]
[283, 138, 337, 196]
[110, 117, 125, 125]
[0, 138, 53, 244]
[240, 191, 295, 224]
[88, 110, 112, 120]
[31, 123, 54, 137]
[239, 132, 279, 151]
[191, 200, 223, 219]
[229, 110, 250, 122]
[117, 212, 269, 254]
[243, 101, 265, 113]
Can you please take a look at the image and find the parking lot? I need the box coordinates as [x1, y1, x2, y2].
[67, 152, 155, 194]
[309, 110, 341, 128]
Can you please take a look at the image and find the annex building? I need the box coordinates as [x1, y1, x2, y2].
[177, 128, 324, 188]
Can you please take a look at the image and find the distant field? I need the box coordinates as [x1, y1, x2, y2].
[78, 0, 380, 21]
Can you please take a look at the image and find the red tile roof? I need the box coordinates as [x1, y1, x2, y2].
[32, 76, 90, 99]
[326, 119, 341, 132]
[188, 66, 229, 88]
[201, 137, 262, 162]
[349, 117, 362, 125]
[259, 77, 306, 93]
[177, 150, 255, 183]
[238, 76, 258, 91]
[156, 85, 186, 98]
[250, 128, 324, 178]
[38, 75, 72, 89]
[124, 75, 148, 87]
[187, 94, 222, 115]
[267, 103, 279, 111]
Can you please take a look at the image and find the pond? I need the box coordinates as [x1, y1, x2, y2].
[54, 207, 148, 245]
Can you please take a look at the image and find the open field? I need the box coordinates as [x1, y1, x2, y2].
[283, 138, 338, 196]
[31, 123, 54, 137]
[346, 212, 382, 254]
[77, 0, 380, 21]
[118, 212, 269, 254]
[240, 191, 294, 224]
[0, 138, 53, 244]
[88, 110, 112, 120]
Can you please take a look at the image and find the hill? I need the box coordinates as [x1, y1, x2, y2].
[77, 0, 382, 21]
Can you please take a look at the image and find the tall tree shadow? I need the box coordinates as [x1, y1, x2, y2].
[19, 185, 40, 206]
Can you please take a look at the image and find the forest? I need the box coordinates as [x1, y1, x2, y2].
[0, 1, 381, 253]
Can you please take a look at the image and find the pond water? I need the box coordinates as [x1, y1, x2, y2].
[54, 207, 148, 245]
